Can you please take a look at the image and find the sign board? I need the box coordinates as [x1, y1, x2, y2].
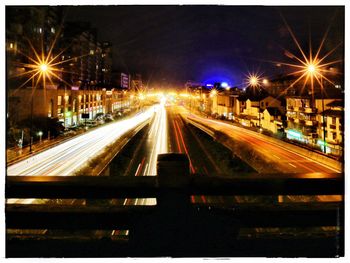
[121, 73, 129, 89]
[81, 113, 89, 119]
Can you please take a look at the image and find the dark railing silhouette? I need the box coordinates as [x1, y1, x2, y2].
[6, 153, 344, 257]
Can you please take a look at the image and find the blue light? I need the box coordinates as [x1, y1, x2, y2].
[287, 130, 301, 139]
[206, 84, 213, 87]
[221, 82, 228, 88]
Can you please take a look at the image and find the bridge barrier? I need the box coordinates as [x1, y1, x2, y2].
[6, 153, 344, 257]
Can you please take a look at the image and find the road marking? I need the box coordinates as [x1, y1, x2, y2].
[273, 154, 281, 159]
[134, 163, 141, 176]
[288, 163, 297, 168]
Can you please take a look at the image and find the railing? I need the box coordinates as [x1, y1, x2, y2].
[6, 153, 344, 257]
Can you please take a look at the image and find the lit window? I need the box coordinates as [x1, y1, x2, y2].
[9, 43, 14, 49]
[90, 50, 94, 55]
[39, 28, 42, 34]
[62, 55, 65, 60]
[51, 27, 55, 33]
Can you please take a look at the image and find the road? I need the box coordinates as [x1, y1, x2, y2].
[122, 104, 228, 206]
[6, 108, 154, 204]
[177, 106, 341, 174]
[122, 103, 167, 206]
[7, 108, 154, 177]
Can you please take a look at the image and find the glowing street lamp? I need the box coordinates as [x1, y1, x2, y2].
[245, 73, 267, 129]
[37, 131, 43, 143]
[272, 18, 343, 153]
[249, 76, 259, 87]
[29, 62, 53, 153]
[40, 63, 48, 72]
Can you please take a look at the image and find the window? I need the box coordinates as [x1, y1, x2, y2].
[266, 102, 269, 107]
[261, 102, 264, 107]
[57, 96, 62, 106]
[332, 132, 337, 140]
[332, 117, 336, 125]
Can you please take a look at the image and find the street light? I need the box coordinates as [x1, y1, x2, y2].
[11, 32, 83, 153]
[247, 74, 262, 128]
[306, 62, 327, 153]
[37, 131, 43, 143]
[29, 62, 49, 153]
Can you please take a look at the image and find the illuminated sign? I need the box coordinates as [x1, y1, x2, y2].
[121, 73, 129, 89]
[71, 86, 79, 91]
[287, 130, 301, 139]
[317, 140, 327, 147]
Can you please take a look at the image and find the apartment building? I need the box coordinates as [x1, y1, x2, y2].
[285, 90, 343, 155]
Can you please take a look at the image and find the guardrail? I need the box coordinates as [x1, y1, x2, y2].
[6, 153, 344, 257]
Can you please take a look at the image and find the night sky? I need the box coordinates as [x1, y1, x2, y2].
[66, 5, 344, 87]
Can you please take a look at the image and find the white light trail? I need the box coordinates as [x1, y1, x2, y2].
[137, 102, 168, 206]
[7, 108, 155, 176]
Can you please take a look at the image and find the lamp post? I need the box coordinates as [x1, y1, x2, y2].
[38, 131, 43, 143]
[248, 76, 261, 129]
[321, 76, 326, 153]
[306, 63, 326, 153]
[29, 63, 48, 153]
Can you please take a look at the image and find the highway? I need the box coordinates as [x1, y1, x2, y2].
[123, 102, 168, 206]
[7, 108, 154, 177]
[118, 103, 227, 206]
[6, 108, 154, 204]
[177, 107, 341, 174]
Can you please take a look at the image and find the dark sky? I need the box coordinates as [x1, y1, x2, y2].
[66, 5, 344, 87]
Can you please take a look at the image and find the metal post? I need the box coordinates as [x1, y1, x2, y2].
[29, 78, 34, 153]
[321, 77, 326, 153]
[258, 87, 263, 129]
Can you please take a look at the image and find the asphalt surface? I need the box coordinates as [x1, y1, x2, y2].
[178, 107, 341, 174]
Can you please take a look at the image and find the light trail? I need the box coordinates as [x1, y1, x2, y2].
[183, 108, 341, 174]
[124, 101, 168, 207]
[145, 102, 168, 176]
[7, 108, 155, 177]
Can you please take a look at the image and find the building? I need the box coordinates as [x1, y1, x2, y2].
[239, 95, 283, 127]
[6, 6, 64, 90]
[285, 88, 343, 155]
[210, 87, 240, 119]
[8, 84, 133, 128]
[6, 8, 119, 131]
[62, 21, 100, 85]
[101, 42, 113, 85]
[261, 107, 284, 134]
